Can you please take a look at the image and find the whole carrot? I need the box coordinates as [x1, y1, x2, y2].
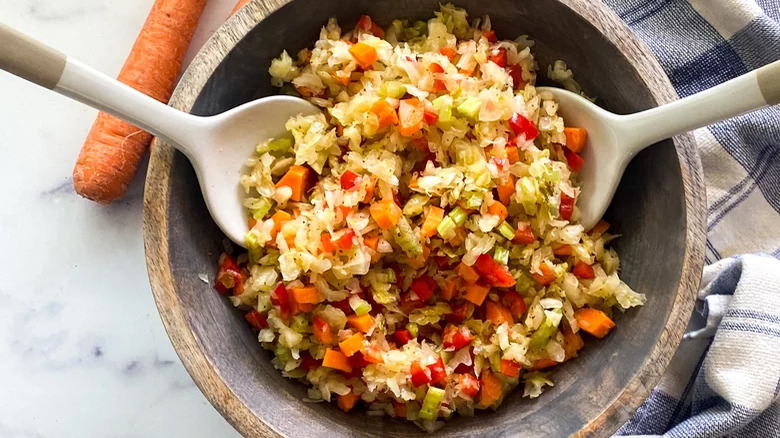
[231, 0, 251, 15]
[72, 0, 208, 204]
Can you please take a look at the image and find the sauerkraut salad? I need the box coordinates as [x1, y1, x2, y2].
[213, 4, 645, 430]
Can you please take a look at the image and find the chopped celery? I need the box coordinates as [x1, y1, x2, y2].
[448, 206, 467, 227]
[406, 322, 419, 337]
[493, 246, 510, 265]
[413, 20, 428, 36]
[286, 368, 307, 378]
[489, 351, 502, 373]
[245, 231, 262, 264]
[462, 192, 483, 210]
[514, 270, 535, 293]
[380, 81, 407, 99]
[432, 95, 453, 123]
[419, 387, 446, 421]
[393, 216, 423, 257]
[274, 344, 293, 363]
[279, 84, 299, 96]
[529, 309, 563, 351]
[497, 221, 515, 240]
[349, 295, 372, 316]
[257, 137, 293, 154]
[403, 194, 429, 217]
[437, 216, 457, 240]
[250, 197, 274, 220]
[519, 177, 539, 215]
[456, 97, 482, 120]
[291, 314, 310, 333]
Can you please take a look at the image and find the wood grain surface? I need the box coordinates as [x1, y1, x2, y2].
[143, 1, 706, 437]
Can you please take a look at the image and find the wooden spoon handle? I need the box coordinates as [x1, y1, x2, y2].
[756, 60, 780, 105]
[0, 23, 66, 89]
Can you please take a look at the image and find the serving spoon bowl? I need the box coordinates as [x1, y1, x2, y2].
[0, 23, 319, 245]
[540, 59, 779, 229]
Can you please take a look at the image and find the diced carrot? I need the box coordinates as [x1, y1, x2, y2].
[398, 98, 425, 137]
[574, 308, 615, 338]
[348, 42, 378, 69]
[369, 199, 402, 229]
[488, 201, 508, 222]
[463, 282, 490, 306]
[572, 261, 596, 279]
[505, 145, 520, 164]
[441, 277, 459, 301]
[553, 245, 573, 256]
[282, 225, 297, 248]
[486, 301, 514, 326]
[589, 220, 610, 237]
[500, 359, 521, 378]
[321, 233, 337, 253]
[248, 217, 257, 228]
[362, 176, 377, 203]
[563, 127, 588, 153]
[334, 69, 351, 85]
[275, 165, 311, 202]
[297, 302, 315, 312]
[371, 99, 398, 130]
[347, 314, 374, 333]
[457, 262, 480, 284]
[363, 234, 380, 251]
[323, 348, 352, 373]
[290, 286, 322, 304]
[313, 316, 334, 345]
[269, 210, 292, 241]
[393, 400, 408, 418]
[532, 262, 556, 285]
[478, 370, 502, 408]
[513, 223, 534, 245]
[497, 175, 516, 206]
[338, 390, 361, 412]
[439, 47, 457, 60]
[338, 332, 365, 357]
[532, 358, 559, 370]
[421, 206, 445, 237]
[561, 324, 585, 360]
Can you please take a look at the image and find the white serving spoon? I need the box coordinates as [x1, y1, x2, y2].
[538, 59, 779, 229]
[0, 24, 318, 246]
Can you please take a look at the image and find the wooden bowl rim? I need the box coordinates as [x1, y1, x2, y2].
[142, 1, 706, 437]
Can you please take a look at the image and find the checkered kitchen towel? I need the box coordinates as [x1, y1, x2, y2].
[600, 1, 780, 436]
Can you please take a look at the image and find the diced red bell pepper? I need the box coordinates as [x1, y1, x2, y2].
[410, 361, 432, 387]
[423, 110, 439, 125]
[270, 282, 291, 321]
[312, 316, 334, 345]
[340, 170, 360, 189]
[445, 302, 472, 324]
[348, 351, 370, 369]
[356, 15, 384, 37]
[392, 329, 414, 346]
[513, 224, 535, 245]
[474, 254, 516, 288]
[564, 149, 585, 172]
[299, 351, 320, 371]
[483, 29, 497, 43]
[410, 275, 436, 301]
[216, 253, 242, 294]
[509, 113, 539, 141]
[488, 48, 507, 67]
[400, 292, 426, 313]
[508, 65, 527, 90]
[500, 359, 521, 378]
[560, 192, 576, 221]
[410, 136, 430, 153]
[332, 297, 353, 315]
[458, 373, 480, 398]
[428, 357, 447, 385]
[572, 261, 596, 279]
[333, 229, 355, 250]
[245, 310, 268, 330]
[442, 324, 474, 350]
[434, 256, 451, 269]
[502, 292, 527, 318]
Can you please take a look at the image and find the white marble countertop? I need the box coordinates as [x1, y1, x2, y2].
[0, 1, 245, 436]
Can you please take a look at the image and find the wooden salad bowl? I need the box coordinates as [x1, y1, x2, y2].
[143, 0, 706, 436]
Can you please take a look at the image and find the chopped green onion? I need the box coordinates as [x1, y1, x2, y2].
[403, 194, 429, 217]
[493, 246, 510, 265]
[393, 216, 423, 257]
[448, 206, 467, 227]
[462, 192, 483, 210]
[250, 197, 274, 220]
[497, 221, 515, 240]
[456, 97, 482, 120]
[380, 81, 407, 99]
[437, 216, 457, 240]
[257, 137, 293, 154]
[406, 322, 419, 338]
[349, 295, 372, 316]
[419, 387, 445, 421]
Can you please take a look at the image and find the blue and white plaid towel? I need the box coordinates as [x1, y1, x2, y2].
[600, 1, 780, 436]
